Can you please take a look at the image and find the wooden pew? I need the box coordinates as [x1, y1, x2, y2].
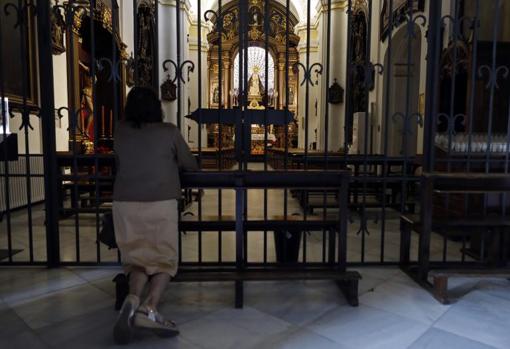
[400, 172, 510, 304]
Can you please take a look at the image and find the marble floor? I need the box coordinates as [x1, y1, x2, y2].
[0, 266, 509, 348]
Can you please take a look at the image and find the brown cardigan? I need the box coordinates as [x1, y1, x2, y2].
[113, 121, 198, 202]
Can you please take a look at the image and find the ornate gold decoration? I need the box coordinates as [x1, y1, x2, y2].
[248, 100, 265, 110]
[69, 1, 114, 35]
[248, 27, 262, 41]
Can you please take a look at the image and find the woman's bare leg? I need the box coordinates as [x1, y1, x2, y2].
[142, 272, 170, 311]
[129, 270, 149, 298]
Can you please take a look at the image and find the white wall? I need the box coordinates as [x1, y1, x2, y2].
[53, 49, 69, 152]
[187, 20, 209, 148]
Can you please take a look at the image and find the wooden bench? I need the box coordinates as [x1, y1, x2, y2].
[172, 269, 361, 307]
[400, 173, 510, 303]
[400, 214, 510, 266]
[429, 269, 510, 304]
[177, 206, 359, 308]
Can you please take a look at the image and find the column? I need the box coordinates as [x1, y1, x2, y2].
[188, 18, 209, 147]
[321, 0, 348, 152]
[158, 0, 190, 127]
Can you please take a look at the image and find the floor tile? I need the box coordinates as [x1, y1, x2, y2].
[474, 279, 510, 302]
[12, 283, 113, 329]
[0, 330, 50, 349]
[359, 279, 450, 325]
[179, 307, 292, 349]
[0, 268, 86, 306]
[408, 328, 497, 349]
[67, 267, 122, 283]
[36, 305, 198, 349]
[246, 280, 347, 326]
[0, 299, 32, 337]
[308, 304, 429, 349]
[258, 327, 349, 349]
[433, 290, 510, 349]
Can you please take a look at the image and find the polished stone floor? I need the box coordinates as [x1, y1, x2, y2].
[0, 266, 509, 348]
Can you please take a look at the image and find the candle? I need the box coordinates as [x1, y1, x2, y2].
[109, 110, 113, 138]
[101, 106, 105, 138]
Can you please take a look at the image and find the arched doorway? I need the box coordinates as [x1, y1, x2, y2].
[382, 24, 422, 157]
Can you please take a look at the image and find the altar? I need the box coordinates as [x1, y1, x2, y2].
[205, 0, 300, 154]
[187, 108, 294, 160]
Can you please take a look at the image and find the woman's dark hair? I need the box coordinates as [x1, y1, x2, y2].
[125, 87, 163, 128]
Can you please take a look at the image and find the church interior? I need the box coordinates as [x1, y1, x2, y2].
[1, 1, 510, 348]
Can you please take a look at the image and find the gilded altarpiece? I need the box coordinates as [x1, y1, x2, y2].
[65, 0, 128, 154]
[206, 0, 300, 153]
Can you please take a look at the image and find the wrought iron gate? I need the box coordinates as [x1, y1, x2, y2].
[1, 0, 509, 271]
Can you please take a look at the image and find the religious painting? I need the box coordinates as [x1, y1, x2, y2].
[380, 0, 425, 41]
[51, 5, 66, 55]
[0, 1, 39, 108]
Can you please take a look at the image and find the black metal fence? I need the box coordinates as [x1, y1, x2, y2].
[0, 0, 509, 273]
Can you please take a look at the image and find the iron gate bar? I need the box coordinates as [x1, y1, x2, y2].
[0, 0, 13, 263]
[176, 0, 182, 130]
[380, 0, 395, 263]
[17, 0, 35, 263]
[423, 0, 441, 173]
[68, 0, 82, 263]
[89, 0, 100, 263]
[112, 2, 122, 263]
[216, 0, 222, 160]
[484, 0, 503, 175]
[445, 0, 460, 175]
[197, 0, 203, 267]
[38, 0, 60, 267]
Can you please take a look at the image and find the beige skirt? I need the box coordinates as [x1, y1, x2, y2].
[113, 200, 179, 277]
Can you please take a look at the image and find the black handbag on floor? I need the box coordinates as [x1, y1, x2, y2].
[98, 211, 117, 249]
[113, 273, 129, 310]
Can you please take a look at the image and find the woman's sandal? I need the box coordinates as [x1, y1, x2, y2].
[133, 307, 180, 338]
[113, 294, 140, 345]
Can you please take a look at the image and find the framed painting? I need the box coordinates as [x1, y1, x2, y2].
[0, 1, 39, 108]
[380, 0, 425, 42]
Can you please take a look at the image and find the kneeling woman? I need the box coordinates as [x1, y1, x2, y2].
[112, 87, 198, 344]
